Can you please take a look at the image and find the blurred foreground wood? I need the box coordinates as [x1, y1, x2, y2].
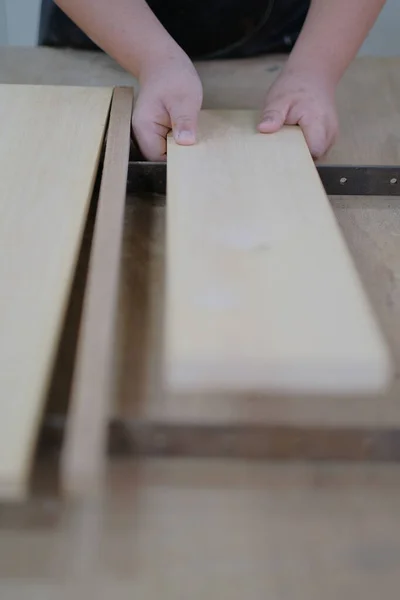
[2, 459, 400, 599]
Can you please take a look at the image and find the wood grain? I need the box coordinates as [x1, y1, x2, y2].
[0, 84, 112, 500]
[165, 111, 393, 395]
[61, 87, 134, 496]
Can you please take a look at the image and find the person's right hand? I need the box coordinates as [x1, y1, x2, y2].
[132, 49, 203, 161]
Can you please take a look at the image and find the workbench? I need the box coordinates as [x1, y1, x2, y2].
[1, 48, 400, 598]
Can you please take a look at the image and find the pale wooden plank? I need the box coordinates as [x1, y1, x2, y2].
[0, 83, 113, 500]
[165, 110, 393, 396]
[61, 87, 134, 496]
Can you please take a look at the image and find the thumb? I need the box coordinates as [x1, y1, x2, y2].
[169, 100, 199, 146]
[258, 102, 289, 134]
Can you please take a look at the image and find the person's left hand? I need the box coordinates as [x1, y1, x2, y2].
[258, 69, 338, 159]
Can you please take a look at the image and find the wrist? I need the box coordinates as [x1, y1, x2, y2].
[283, 54, 339, 92]
[137, 43, 193, 85]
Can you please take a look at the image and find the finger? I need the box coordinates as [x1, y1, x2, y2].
[133, 117, 169, 161]
[298, 113, 335, 159]
[169, 99, 200, 146]
[285, 101, 338, 158]
[257, 100, 290, 133]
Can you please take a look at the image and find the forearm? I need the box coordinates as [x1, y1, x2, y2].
[286, 0, 386, 84]
[54, 0, 180, 78]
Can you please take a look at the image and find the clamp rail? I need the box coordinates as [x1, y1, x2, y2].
[126, 162, 400, 198]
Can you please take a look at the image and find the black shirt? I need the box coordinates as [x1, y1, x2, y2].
[39, 0, 310, 59]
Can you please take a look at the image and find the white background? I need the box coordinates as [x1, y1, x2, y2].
[0, 0, 399, 55]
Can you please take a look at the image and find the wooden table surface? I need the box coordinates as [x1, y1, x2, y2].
[2, 48, 400, 598]
[1, 459, 400, 599]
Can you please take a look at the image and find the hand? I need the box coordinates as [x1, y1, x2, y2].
[132, 50, 203, 161]
[258, 69, 338, 158]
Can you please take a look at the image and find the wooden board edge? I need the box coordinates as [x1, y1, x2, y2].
[38, 416, 400, 463]
[0, 85, 114, 503]
[60, 86, 134, 497]
[108, 420, 400, 463]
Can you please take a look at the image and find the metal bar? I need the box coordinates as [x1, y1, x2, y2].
[126, 162, 400, 197]
[317, 165, 400, 196]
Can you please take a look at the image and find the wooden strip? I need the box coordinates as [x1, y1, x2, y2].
[61, 87, 134, 496]
[108, 422, 400, 463]
[0, 84, 112, 500]
[165, 110, 393, 396]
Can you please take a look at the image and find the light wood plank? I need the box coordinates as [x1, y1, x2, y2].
[0, 83, 112, 500]
[165, 110, 393, 395]
[61, 87, 134, 496]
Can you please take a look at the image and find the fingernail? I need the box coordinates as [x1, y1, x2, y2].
[175, 130, 195, 144]
[262, 116, 275, 123]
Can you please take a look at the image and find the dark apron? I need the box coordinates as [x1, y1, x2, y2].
[38, 0, 310, 60]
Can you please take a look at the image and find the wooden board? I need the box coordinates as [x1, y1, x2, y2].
[61, 87, 134, 496]
[0, 83, 112, 500]
[165, 111, 393, 395]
